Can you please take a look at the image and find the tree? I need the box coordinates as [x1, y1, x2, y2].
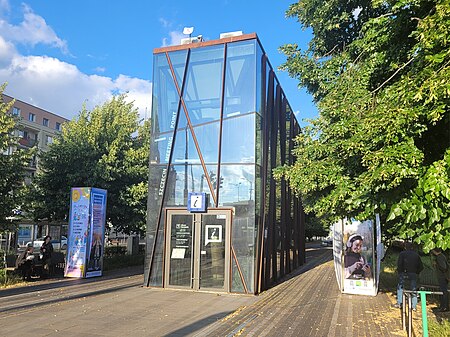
[0, 83, 31, 231]
[305, 214, 329, 241]
[34, 95, 150, 234]
[276, 0, 450, 251]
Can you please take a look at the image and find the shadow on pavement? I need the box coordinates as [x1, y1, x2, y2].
[0, 266, 143, 298]
[163, 311, 233, 337]
[270, 247, 333, 289]
[0, 280, 142, 314]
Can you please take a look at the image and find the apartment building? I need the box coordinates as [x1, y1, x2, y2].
[2, 94, 69, 179]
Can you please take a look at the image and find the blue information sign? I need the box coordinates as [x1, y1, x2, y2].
[187, 192, 207, 212]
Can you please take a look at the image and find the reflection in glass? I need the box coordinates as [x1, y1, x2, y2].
[200, 215, 226, 289]
[218, 164, 255, 205]
[164, 165, 216, 206]
[224, 40, 256, 117]
[169, 214, 193, 287]
[184, 45, 224, 126]
[221, 114, 255, 164]
[149, 132, 175, 164]
[172, 127, 201, 165]
[232, 213, 256, 293]
[256, 42, 263, 117]
[149, 224, 164, 285]
[192, 121, 220, 164]
[152, 54, 180, 134]
[167, 50, 188, 90]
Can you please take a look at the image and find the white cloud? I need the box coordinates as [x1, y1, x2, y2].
[162, 30, 185, 47]
[0, 1, 152, 122]
[94, 66, 106, 73]
[0, 34, 16, 67]
[0, 3, 69, 53]
[1, 52, 152, 121]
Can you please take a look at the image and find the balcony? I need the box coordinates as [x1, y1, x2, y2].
[19, 137, 37, 147]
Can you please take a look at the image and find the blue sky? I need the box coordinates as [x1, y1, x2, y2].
[0, 0, 317, 125]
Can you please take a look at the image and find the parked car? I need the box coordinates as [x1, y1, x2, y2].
[321, 237, 333, 247]
[26, 236, 68, 251]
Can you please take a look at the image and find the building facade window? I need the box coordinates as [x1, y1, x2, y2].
[55, 122, 61, 131]
[28, 113, 35, 122]
[45, 135, 53, 145]
[12, 107, 21, 116]
[43, 118, 49, 127]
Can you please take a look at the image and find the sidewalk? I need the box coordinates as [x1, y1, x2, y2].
[198, 247, 407, 337]
[0, 248, 430, 337]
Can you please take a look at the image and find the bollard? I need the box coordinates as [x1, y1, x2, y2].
[402, 291, 407, 330]
[408, 294, 412, 337]
[420, 291, 429, 337]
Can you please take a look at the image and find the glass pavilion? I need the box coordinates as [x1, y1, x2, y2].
[144, 33, 306, 294]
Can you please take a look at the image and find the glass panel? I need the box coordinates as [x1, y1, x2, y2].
[163, 165, 212, 207]
[169, 214, 193, 287]
[204, 164, 218, 203]
[184, 45, 224, 126]
[172, 127, 201, 165]
[149, 222, 164, 286]
[192, 121, 220, 164]
[256, 42, 263, 117]
[224, 40, 256, 118]
[167, 50, 188, 90]
[221, 114, 255, 164]
[231, 253, 244, 293]
[232, 214, 256, 293]
[149, 131, 175, 164]
[200, 214, 226, 289]
[217, 164, 255, 206]
[152, 53, 180, 134]
[146, 164, 167, 284]
[255, 114, 263, 167]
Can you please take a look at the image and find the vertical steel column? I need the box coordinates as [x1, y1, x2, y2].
[145, 50, 190, 286]
[257, 53, 268, 293]
[216, 43, 228, 207]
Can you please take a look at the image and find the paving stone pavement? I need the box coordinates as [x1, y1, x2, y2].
[197, 247, 409, 337]
[1, 248, 417, 337]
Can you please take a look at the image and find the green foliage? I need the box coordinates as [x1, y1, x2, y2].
[429, 319, 450, 337]
[278, 0, 450, 244]
[305, 213, 329, 240]
[0, 83, 32, 231]
[33, 95, 150, 234]
[388, 150, 450, 252]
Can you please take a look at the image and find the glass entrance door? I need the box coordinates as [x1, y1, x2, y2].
[165, 209, 231, 291]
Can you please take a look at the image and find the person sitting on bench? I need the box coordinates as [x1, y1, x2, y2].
[16, 245, 35, 281]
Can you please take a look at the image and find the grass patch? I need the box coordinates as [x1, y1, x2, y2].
[0, 269, 25, 288]
[379, 248, 439, 292]
[429, 318, 450, 336]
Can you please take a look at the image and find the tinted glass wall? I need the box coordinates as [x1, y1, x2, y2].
[145, 35, 305, 294]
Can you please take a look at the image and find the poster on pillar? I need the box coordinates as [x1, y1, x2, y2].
[64, 187, 107, 278]
[333, 217, 381, 296]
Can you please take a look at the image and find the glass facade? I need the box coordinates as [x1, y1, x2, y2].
[145, 33, 305, 294]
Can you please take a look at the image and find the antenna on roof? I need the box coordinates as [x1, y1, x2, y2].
[183, 27, 194, 39]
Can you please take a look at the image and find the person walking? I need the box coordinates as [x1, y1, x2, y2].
[431, 248, 449, 312]
[392, 242, 423, 310]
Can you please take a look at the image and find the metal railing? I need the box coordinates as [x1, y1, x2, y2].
[402, 289, 444, 337]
